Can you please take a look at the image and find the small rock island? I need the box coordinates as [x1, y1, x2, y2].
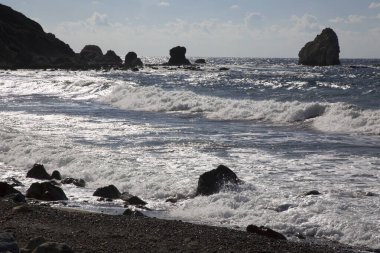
[298, 28, 340, 66]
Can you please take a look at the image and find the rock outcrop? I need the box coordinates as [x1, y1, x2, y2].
[196, 165, 242, 196]
[167, 46, 191, 65]
[79, 45, 122, 68]
[298, 28, 340, 66]
[26, 182, 68, 201]
[124, 51, 143, 69]
[61, 177, 86, 187]
[0, 4, 76, 69]
[26, 164, 51, 180]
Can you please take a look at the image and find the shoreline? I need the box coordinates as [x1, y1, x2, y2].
[0, 199, 370, 253]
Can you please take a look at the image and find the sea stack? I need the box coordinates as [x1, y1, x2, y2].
[167, 46, 191, 65]
[79, 45, 122, 68]
[298, 28, 340, 66]
[124, 51, 143, 69]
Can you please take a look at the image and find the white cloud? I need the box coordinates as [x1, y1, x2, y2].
[244, 12, 263, 28]
[87, 12, 110, 26]
[158, 2, 170, 7]
[377, 14, 380, 19]
[230, 5, 240, 10]
[291, 14, 321, 31]
[347, 15, 365, 23]
[369, 2, 380, 9]
[329, 15, 365, 24]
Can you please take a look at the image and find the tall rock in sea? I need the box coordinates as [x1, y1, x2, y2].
[167, 46, 191, 65]
[0, 3, 77, 69]
[124, 51, 143, 69]
[298, 28, 340, 66]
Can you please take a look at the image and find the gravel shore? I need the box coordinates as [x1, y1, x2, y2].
[0, 199, 366, 253]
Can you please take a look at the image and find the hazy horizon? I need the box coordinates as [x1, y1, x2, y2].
[1, 0, 380, 58]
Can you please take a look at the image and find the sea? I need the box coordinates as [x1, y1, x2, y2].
[0, 58, 379, 249]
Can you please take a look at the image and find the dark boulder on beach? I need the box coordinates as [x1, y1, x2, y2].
[0, 3, 77, 69]
[93, 185, 121, 199]
[26, 164, 51, 180]
[246, 225, 287, 240]
[298, 28, 340, 66]
[167, 46, 191, 65]
[26, 182, 68, 201]
[0, 182, 21, 197]
[196, 165, 242, 196]
[124, 196, 147, 206]
[61, 177, 86, 188]
[80, 45, 103, 61]
[124, 51, 143, 69]
[104, 50, 123, 66]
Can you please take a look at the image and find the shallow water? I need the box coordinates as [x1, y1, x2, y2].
[0, 58, 379, 248]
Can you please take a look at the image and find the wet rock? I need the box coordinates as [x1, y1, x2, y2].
[165, 198, 177, 203]
[196, 165, 242, 196]
[6, 177, 23, 187]
[167, 46, 191, 65]
[298, 28, 340, 66]
[80, 45, 103, 61]
[61, 178, 86, 188]
[123, 209, 145, 217]
[51, 170, 62, 180]
[26, 164, 51, 180]
[26, 182, 68, 201]
[194, 59, 206, 64]
[0, 232, 19, 253]
[93, 185, 121, 199]
[304, 190, 321, 196]
[246, 225, 287, 240]
[124, 196, 147, 206]
[124, 51, 143, 69]
[0, 182, 21, 197]
[274, 204, 293, 212]
[26, 237, 46, 252]
[219, 67, 229, 71]
[10, 193, 26, 203]
[32, 242, 74, 253]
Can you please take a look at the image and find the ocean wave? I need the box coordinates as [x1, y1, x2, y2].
[100, 85, 380, 135]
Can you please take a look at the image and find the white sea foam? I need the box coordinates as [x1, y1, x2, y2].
[101, 84, 380, 135]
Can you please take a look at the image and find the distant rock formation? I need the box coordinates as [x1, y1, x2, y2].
[0, 3, 77, 69]
[195, 59, 206, 64]
[298, 28, 340, 66]
[124, 51, 143, 69]
[79, 45, 122, 68]
[167, 46, 191, 65]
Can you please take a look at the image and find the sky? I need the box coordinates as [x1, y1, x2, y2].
[1, 0, 380, 58]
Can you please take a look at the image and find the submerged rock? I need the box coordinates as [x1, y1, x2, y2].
[298, 28, 340, 66]
[93, 185, 121, 199]
[167, 46, 191, 65]
[304, 190, 321, 196]
[26, 182, 68, 201]
[61, 178, 86, 188]
[196, 165, 242, 196]
[246, 225, 286, 240]
[195, 59, 206, 64]
[26, 164, 51, 180]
